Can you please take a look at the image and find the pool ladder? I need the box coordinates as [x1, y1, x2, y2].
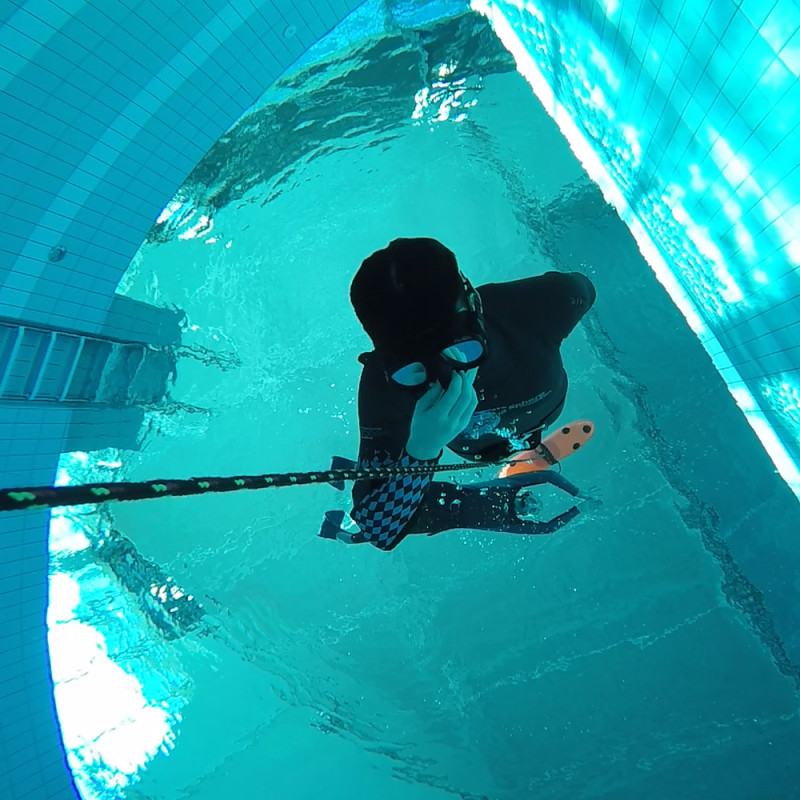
[0, 321, 158, 404]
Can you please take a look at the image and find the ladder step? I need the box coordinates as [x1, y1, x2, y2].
[29, 331, 57, 400]
[0, 322, 166, 406]
[59, 336, 86, 401]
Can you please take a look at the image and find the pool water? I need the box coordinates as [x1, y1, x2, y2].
[51, 9, 800, 800]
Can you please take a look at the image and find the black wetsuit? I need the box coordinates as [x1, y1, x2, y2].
[349, 271, 596, 550]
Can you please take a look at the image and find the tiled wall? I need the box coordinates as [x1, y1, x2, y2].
[475, 0, 800, 500]
[7, 0, 796, 795]
[0, 1, 363, 797]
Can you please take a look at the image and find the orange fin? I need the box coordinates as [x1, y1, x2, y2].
[498, 420, 595, 478]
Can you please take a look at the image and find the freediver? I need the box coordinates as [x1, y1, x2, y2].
[321, 237, 597, 550]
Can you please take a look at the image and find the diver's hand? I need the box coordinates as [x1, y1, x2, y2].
[406, 368, 478, 460]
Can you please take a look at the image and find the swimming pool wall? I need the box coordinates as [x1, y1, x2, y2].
[0, 3, 367, 797]
[474, 0, 800, 500]
[1, 0, 798, 798]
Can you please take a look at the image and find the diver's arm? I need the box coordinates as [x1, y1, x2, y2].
[351, 370, 476, 550]
[348, 360, 436, 549]
[404, 471, 583, 537]
[351, 448, 439, 551]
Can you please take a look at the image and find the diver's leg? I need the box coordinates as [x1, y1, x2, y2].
[516, 392, 568, 460]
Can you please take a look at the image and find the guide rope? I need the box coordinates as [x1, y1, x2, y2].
[0, 459, 515, 513]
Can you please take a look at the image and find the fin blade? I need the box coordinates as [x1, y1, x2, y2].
[319, 510, 346, 539]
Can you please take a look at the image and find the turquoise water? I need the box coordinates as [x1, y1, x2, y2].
[49, 10, 800, 800]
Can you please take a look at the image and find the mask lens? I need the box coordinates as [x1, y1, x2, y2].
[441, 339, 484, 365]
[390, 362, 427, 386]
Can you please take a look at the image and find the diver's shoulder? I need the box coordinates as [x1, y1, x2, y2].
[356, 350, 415, 425]
[476, 274, 548, 300]
[357, 350, 385, 387]
[479, 272, 591, 298]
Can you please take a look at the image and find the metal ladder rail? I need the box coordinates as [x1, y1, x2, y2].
[0, 325, 23, 397]
[58, 336, 86, 402]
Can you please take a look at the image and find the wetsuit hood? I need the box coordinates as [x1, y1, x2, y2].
[350, 238, 487, 384]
